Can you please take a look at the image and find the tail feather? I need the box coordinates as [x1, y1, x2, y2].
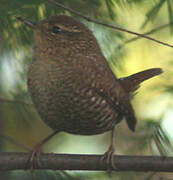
[121, 100, 137, 132]
[117, 68, 162, 132]
[118, 68, 163, 94]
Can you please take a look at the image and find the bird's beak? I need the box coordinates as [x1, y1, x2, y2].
[16, 17, 37, 29]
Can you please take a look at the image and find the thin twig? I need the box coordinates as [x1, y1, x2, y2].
[48, 0, 173, 49]
[0, 97, 32, 106]
[124, 22, 173, 45]
[143, 172, 157, 180]
[0, 134, 31, 151]
[61, 171, 85, 180]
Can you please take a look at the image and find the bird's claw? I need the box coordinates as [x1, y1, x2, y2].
[101, 145, 117, 172]
[29, 144, 42, 171]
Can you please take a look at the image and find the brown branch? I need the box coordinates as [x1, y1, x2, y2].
[48, 0, 173, 49]
[124, 22, 173, 45]
[1, 152, 173, 172]
[116, 22, 173, 50]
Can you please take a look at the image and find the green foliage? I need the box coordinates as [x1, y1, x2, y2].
[167, 0, 173, 34]
[105, 0, 117, 19]
[141, 0, 166, 28]
[140, 0, 173, 34]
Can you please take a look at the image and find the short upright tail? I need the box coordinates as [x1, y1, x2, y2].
[118, 68, 163, 94]
[117, 68, 162, 132]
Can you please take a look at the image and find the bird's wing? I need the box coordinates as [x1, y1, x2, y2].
[93, 85, 137, 131]
[74, 56, 137, 132]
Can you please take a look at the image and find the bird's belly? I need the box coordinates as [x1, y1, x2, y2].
[34, 89, 117, 135]
[27, 60, 118, 135]
[45, 93, 117, 135]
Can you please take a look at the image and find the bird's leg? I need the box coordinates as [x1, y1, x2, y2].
[101, 128, 117, 170]
[29, 130, 59, 169]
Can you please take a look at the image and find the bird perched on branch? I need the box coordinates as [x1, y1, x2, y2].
[18, 15, 162, 169]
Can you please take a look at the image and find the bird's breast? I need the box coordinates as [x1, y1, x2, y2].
[27, 59, 120, 135]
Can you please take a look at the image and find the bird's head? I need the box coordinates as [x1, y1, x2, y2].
[17, 15, 99, 60]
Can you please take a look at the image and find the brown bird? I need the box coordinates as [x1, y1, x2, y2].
[18, 15, 162, 168]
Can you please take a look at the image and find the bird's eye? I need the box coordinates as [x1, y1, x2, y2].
[52, 26, 62, 34]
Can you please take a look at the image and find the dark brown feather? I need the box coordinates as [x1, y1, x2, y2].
[24, 15, 163, 136]
[118, 68, 163, 94]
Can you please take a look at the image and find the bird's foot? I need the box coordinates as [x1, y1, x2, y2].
[27, 131, 59, 172]
[101, 144, 117, 172]
[28, 144, 42, 171]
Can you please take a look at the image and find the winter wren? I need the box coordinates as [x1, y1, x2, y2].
[18, 15, 162, 168]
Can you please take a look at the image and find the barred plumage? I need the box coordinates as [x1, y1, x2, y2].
[19, 15, 162, 168]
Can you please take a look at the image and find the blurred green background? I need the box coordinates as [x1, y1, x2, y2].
[0, 0, 173, 179]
